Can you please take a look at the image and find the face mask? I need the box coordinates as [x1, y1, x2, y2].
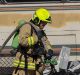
[39, 21, 47, 29]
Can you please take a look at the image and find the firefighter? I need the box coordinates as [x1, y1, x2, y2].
[12, 8, 55, 75]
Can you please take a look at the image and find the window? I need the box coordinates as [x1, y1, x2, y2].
[0, 0, 80, 4]
[6, 0, 61, 2]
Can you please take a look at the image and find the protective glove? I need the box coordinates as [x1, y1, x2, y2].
[45, 49, 58, 65]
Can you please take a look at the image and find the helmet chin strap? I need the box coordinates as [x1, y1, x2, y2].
[30, 19, 40, 27]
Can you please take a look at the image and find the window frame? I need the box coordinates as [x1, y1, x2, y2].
[0, 0, 80, 4]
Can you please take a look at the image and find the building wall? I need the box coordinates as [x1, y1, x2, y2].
[0, 10, 80, 47]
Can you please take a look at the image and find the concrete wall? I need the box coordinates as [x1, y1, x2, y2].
[0, 10, 80, 46]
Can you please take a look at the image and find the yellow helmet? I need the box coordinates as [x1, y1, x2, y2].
[32, 8, 51, 25]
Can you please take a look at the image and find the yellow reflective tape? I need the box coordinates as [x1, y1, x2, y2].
[14, 61, 35, 66]
[13, 60, 35, 66]
[28, 37, 31, 46]
[13, 62, 35, 70]
[31, 37, 34, 45]
[30, 37, 32, 45]
[14, 60, 24, 65]
[13, 63, 24, 68]
[28, 66, 35, 70]
[14, 62, 35, 67]
[28, 36, 34, 46]
[28, 63, 35, 66]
